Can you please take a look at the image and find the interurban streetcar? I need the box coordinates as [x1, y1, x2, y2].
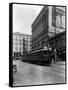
[22, 46, 53, 65]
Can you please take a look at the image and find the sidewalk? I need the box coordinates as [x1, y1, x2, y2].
[55, 61, 66, 65]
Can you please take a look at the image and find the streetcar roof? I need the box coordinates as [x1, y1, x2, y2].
[29, 47, 52, 54]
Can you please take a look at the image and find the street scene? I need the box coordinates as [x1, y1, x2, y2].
[12, 4, 66, 86]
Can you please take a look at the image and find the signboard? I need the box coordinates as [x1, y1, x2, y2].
[52, 7, 65, 29]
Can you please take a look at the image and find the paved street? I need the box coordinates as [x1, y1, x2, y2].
[13, 60, 66, 86]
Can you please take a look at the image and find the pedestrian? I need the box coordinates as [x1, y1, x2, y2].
[54, 48, 57, 63]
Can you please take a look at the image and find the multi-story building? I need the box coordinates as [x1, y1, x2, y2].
[32, 6, 65, 51]
[13, 32, 32, 57]
[48, 31, 66, 60]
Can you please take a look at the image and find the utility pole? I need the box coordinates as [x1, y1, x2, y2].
[54, 6, 57, 62]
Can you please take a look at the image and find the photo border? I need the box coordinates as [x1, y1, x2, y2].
[9, 2, 67, 87]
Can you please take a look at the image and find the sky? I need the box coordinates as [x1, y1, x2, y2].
[13, 4, 43, 35]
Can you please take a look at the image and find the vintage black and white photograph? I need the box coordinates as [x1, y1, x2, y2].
[9, 3, 66, 87]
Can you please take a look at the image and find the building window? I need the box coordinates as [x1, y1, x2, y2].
[51, 42, 54, 45]
[38, 43, 40, 48]
[60, 38, 63, 42]
[15, 47, 18, 52]
[19, 39, 21, 43]
[42, 41, 45, 46]
[19, 48, 21, 51]
[56, 40, 58, 43]
[16, 39, 18, 41]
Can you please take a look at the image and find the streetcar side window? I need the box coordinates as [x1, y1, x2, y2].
[42, 50, 52, 55]
[42, 51, 47, 55]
